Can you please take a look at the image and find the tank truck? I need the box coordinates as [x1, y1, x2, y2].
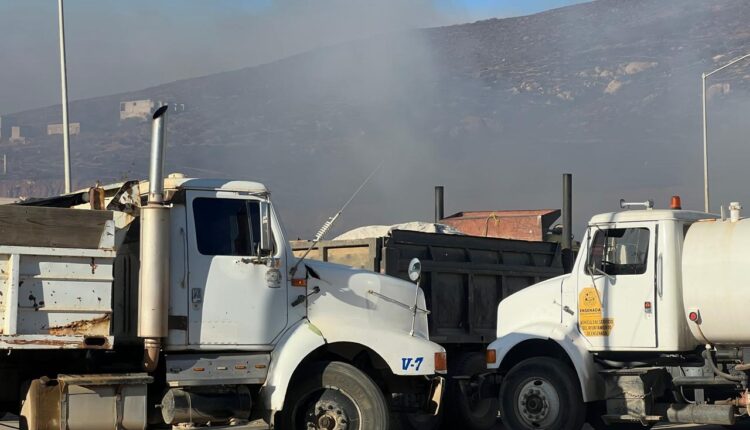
[487, 197, 750, 429]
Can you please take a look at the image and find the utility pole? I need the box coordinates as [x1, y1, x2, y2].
[58, 0, 72, 193]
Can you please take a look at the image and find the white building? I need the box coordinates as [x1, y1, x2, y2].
[47, 122, 81, 136]
[119, 99, 154, 120]
[10, 126, 27, 144]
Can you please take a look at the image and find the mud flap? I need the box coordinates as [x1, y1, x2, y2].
[427, 376, 446, 415]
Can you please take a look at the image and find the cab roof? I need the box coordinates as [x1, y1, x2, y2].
[161, 176, 268, 194]
[589, 209, 719, 225]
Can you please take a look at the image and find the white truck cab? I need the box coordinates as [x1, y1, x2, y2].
[484, 201, 750, 429]
[158, 176, 447, 421]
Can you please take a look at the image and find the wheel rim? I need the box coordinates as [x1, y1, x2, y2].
[296, 387, 362, 430]
[515, 377, 561, 428]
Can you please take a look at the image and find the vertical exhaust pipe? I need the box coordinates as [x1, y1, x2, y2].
[148, 106, 168, 204]
[435, 186, 444, 223]
[139, 106, 171, 372]
[562, 173, 573, 273]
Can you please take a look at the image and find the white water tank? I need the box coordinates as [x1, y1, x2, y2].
[682, 216, 750, 344]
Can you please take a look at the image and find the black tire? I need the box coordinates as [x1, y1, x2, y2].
[499, 357, 585, 430]
[586, 401, 654, 429]
[280, 361, 389, 430]
[445, 352, 498, 430]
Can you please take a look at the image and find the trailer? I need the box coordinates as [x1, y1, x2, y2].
[292, 229, 564, 429]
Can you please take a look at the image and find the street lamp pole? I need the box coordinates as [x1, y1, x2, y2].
[701, 53, 750, 213]
[702, 72, 709, 212]
[57, 0, 72, 194]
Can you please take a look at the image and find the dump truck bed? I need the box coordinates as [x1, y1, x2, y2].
[291, 229, 563, 345]
[0, 205, 116, 349]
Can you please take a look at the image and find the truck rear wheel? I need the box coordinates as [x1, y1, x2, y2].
[446, 352, 498, 430]
[499, 357, 585, 430]
[281, 361, 389, 430]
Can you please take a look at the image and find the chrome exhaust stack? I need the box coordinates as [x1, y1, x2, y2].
[139, 105, 170, 371]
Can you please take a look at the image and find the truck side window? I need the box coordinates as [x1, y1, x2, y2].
[193, 198, 261, 256]
[586, 228, 649, 276]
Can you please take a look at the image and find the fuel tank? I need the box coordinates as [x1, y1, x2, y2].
[683, 216, 750, 344]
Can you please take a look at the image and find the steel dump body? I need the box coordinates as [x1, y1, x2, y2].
[0, 205, 116, 349]
[292, 229, 564, 344]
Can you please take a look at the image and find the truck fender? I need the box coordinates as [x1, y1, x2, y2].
[321, 324, 444, 377]
[486, 323, 603, 402]
[261, 319, 445, 414]
[260, 319, 326, 412]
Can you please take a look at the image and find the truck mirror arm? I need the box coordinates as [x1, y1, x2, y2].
[591, 265, 615, 283]
[291, 286, 320, 307]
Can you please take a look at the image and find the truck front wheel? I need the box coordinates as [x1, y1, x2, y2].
[499, 357, 585, 430]
[281, 361, 389, 430]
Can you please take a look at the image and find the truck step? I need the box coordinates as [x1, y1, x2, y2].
[601, 414, 662, 424]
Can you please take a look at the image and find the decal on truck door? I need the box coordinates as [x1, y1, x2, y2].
[578, 286, 614, 336]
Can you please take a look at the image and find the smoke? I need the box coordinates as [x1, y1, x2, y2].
[0, 0, 457, 115]
[4, 0, 750, 241]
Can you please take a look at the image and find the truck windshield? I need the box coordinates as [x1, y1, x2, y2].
[586, 227, 649, 276]
[193, 198, 261, 256]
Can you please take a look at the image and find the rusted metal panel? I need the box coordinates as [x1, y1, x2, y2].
[441, 209, 561, 241]
[46, 315, 111, 336]
[0, 247, 114, 349]
[0, 334, 112, 349]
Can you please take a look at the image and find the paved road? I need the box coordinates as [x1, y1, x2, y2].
[0, 415, 741, 429]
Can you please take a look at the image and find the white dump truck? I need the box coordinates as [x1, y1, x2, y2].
[486, 197, 750, 429]
[1, 106, 445, 429]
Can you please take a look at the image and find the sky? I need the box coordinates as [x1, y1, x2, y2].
[0, 0, 589, 115]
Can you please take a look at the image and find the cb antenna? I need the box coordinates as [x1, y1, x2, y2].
[290, 160, 384, 277]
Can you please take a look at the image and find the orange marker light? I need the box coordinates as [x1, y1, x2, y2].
[486, 349, 497, 364]
[291, 278, 307, 287]
[670, 195, 682, 210]
[434, 352, 447, 372]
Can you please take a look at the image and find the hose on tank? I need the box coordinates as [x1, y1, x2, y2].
[703, 346, 747, 385]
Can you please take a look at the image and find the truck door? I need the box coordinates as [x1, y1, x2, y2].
[577, 223, 656, 349]
[186, 190, 287, 346]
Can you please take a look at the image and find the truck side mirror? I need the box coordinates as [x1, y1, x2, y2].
[259, 202, 273, 255]
[408, 258, 422, 283]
